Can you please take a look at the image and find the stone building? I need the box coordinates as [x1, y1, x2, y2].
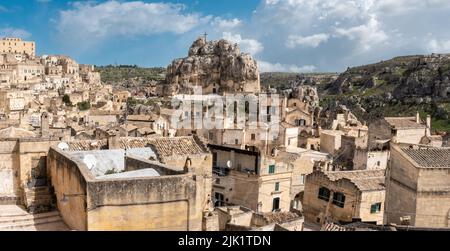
[273, 147, 332, 211]
[47, 136, 214, 231]
[0, 127, 61, 212]
[303, 169, 386, 225]
[369, 113, 430, 145]
[216, 206, 303, 231]
[385, 143, 450, 228]
[0, 37, 35, 57]
[209, 144, 292, 213]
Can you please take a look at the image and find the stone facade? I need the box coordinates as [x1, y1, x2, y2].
[385, 144, 450, 228]
[303, 169, 385, 225]
[0, 38, 35, 57]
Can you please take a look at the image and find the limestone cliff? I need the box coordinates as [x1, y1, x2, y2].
[320, 54, 450, 132]
[164, 37, 260, 95]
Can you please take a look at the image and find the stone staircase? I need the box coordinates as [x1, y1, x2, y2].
[23, 186, 56, 214]
[0, 195, 21, 205]
[0, 205, 69, 231]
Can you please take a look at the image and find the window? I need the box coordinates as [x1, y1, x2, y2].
[268, 165, 275, 174]
[214, 193, 225, 207]
[235, 139, 239, 145]
[251, 134, 256, 140]
[318, 187, 330, 201]
[370, 203, 382, 214]
[377, 161, 381, 167]
[300, 174, 306, 185]
[272, 197, 280, 212]
[332, 192, 346, 208]
[209, 132, 214, 140]
[215, 178, 220, 185]
[275, 182, 280, 192]
[212, 152, 217, 168]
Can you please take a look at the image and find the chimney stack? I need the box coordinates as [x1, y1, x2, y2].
[416, 112, 420, 124]
[426, 115, 431, 136]
[41, 112, 49, 137]
[107, 132, 121, 149]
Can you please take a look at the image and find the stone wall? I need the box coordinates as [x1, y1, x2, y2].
[387, 145, 450, 227]
[385, 145, 419, 226]
[303, 172, 359, 224]
[86, 175, 200, 231]
[47, 147, 89, 230]
[48, 147, 208, 231]
[0, 140, 19, 196]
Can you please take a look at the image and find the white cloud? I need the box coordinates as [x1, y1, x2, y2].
[212, 18, 242, 30]
[258, 61, 316, 73]
[334, 16, 388, 51]
[286, 33, 329, 48]
[57, 1, 211, 43]
[427, 39, 450, 53]
[222, 32, 263, 55]
[0, 28, 31, 39]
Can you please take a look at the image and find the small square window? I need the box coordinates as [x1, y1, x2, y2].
[332, 192, 346, 208]
[318, 187, 330, 201]
[300, 174, 306, 185]
[268, 165, 275, 174]
[370, 203, 382, 214]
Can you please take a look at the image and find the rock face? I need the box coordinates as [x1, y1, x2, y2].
[322, 54, 450, 128]
[164, 37, 260, 95]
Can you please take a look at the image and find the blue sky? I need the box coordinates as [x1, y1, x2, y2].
[1, 0, 450, 72]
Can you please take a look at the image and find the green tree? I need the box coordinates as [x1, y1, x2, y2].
[77, 101, 91, 111]
[62, 94, 72, 106]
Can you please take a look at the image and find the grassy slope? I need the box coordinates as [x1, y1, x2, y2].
[96, 65, 166, 83]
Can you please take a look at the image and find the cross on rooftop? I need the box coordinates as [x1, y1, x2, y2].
[203, 32, 208, 42]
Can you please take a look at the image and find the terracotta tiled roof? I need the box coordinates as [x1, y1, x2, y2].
[401, 147, 450, 168]
[66, 136, 209, 161]
[127, 114, 155, 121]
[384, 117, 426, 129]
[67, 140, 107, 151]
[0, 127, 36, 139]
[261, 212, 301, 224]
[324, 169, 386, 191]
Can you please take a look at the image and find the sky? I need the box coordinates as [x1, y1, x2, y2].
[1, 0, 450, 73]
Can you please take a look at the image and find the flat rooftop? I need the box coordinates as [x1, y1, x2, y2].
[67, 148, 157, 177]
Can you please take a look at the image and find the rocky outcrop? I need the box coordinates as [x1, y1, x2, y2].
[322, 54, 450, 129]
[164, 37, 260, 95]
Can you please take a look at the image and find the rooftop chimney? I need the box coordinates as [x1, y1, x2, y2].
[426, 115, 431, 136]
[41, 112, 49, 137]
[107, 132, 121, 149]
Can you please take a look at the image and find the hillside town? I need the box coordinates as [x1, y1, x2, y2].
[0, 36, 449, 231]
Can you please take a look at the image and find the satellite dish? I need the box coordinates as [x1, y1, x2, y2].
[83, 154, 97, 170]
[57, 142, 69, 151]
[226, 160, 233, 169]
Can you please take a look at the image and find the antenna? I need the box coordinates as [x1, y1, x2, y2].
[203, 32, 208, 42]
[124, 68, 130, 156]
